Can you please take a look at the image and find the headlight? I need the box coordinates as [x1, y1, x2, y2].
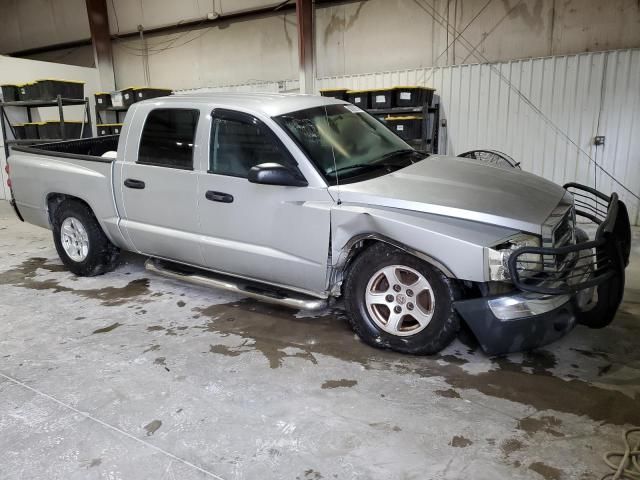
[487, 234, 542, 281]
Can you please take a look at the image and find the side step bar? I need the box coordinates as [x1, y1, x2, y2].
[145, 259, 329, 311]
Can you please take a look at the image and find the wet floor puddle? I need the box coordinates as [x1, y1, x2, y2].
[192, 299, 640, 427]
[0, 257, 150, 306]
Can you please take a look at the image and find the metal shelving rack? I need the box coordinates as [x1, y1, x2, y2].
[0, 95, 92, 159]
[368, 103, 440, 153]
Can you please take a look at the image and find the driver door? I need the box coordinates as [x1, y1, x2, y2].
[195, 109, 332, 295]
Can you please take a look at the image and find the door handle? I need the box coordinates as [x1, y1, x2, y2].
[205, 190, 234, 203]
[124, 178, 146, 189]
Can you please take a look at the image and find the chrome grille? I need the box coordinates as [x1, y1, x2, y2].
[542, 195, 575, 248]
[541, 195, 576, 271]
[552, 206, 576, 246]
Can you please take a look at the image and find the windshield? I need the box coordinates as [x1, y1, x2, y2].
[275, 104, 427, 185]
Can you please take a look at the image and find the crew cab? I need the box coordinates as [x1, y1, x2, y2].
[6, 93, 631, 355]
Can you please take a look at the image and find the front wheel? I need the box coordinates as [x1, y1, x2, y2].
[52, 200, 120, 276]
[343, 243, 460, 355]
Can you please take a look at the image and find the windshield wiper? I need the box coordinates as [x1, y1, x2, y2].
[325, 150, 422, 177]
[376, 148, 422, 163]
[325, 163, 390, 177]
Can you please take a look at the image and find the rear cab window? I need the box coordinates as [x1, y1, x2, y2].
[138, 108, 199, 169]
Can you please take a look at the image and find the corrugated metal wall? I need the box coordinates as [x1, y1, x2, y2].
[317, 49, 640, 224]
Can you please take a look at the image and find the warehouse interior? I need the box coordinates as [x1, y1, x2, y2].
[1, 1, 640, 479]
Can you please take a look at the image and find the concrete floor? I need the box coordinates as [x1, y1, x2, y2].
[0, 201, 639, 480]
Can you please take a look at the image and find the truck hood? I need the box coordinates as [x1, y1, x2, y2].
[330, 155, 566, 234]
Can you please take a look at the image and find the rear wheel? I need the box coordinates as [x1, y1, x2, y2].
[344, 243, 460, 355]
[52, 200, 120, 276]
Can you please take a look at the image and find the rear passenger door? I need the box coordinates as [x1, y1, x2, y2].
[195, 109, 332, 294]
[117, 107, 204, 266]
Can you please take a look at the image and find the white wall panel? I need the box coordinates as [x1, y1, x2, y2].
[107, 0, 287, 35]
[316, 49, 640, 223]
[111, 12, 298, 90]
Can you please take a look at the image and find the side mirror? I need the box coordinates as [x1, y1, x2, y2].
[248, 163, 308, 187]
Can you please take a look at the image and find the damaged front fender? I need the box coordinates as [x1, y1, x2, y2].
[329, 204, 520, 292]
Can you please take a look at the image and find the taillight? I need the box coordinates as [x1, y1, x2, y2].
[7, 178, 11, 188]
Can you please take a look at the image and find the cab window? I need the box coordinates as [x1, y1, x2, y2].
[209, 110, 294, 178]
[138, 108, 199, 169]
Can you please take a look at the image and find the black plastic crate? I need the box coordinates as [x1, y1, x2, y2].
[18, 83, 37, 101]
[319, 88, 348, 101]
[38, 121, 84, 139]
[95, 92, 112, 109]
[97, 124, 112, 136]
[385, 116, 423, 140]
[393, 86, 435, 108]
[132, 87, 172, 102]
[346, 90, 370, 109]
[369, 88, 394, 109]
[23, 122, 43, 139]
[1, 85, 19, 102]
[12, 124, 26, 139]
[36, 79, 84, 100]
[97, 123, 123, 136]
[119, 88, 137, 107]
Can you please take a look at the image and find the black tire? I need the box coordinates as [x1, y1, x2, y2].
[52, 200, 120, 276]
[343, 243, 460, 355]
[573, 226, 624, 329]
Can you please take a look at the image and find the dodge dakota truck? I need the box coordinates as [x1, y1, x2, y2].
[6, 93, 631, 355]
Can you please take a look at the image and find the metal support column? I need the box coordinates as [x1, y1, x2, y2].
[85, 0, 116, 92]
[296, 0, 314, 94]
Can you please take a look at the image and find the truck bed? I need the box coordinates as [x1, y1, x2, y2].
[8, 135, 125, 247]
[13, 135, 119, 162]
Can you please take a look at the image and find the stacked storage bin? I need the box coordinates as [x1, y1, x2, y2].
[132, 87, 172, 102]
[12, 124, 26, 139]
[35, 79, 84, 100]
[393, 86, 435, 108]
[384, 116, 423, 141]
[319, 88, 349, 101]
[18, 83, 37, 101]
[109, 87, 172, 108]
[1, 85, 19, 101]
[383, 86, 437, 149]
[94, 92, 112, 109]
[97, 124, 123, 136]
[2, 80, 85, 103]
[23, 122, 44, 139]
[38, 121, 84, 139]
[369, 88, 394, 109]
[346, 90, 370, 109]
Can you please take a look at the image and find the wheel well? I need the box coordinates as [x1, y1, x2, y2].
[338, 236, 456, 291]
[343, 238, 379, 273]
[46, 193, 93, 226]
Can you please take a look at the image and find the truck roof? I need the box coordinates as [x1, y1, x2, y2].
[144, 92, 348, 117]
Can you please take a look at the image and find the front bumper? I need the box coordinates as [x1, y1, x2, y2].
[454, 291, 577, 355]
[454, 183, 631, 355]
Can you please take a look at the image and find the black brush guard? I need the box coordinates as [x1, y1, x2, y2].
[507, 183, 631, 328]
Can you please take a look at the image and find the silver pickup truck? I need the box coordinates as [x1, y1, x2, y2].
[6, 93, 631, 355]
